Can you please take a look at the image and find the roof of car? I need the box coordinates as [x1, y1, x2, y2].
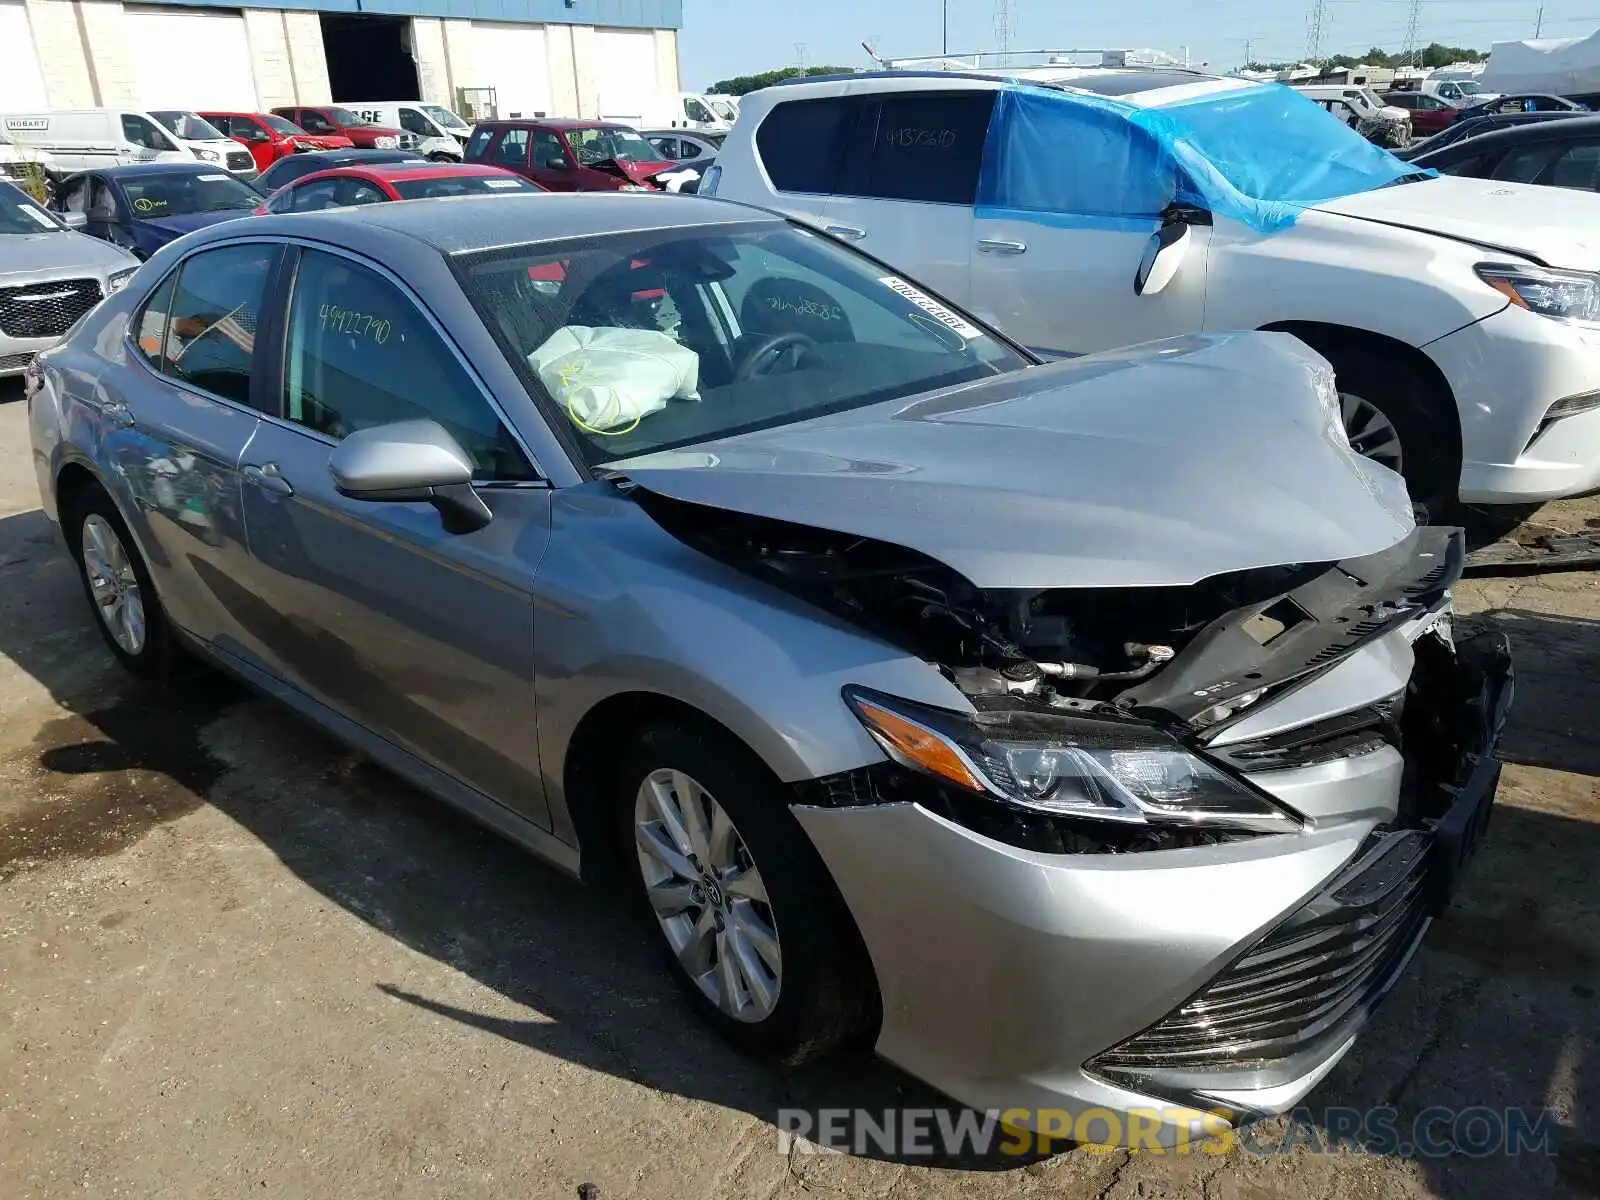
[81, 162, 240, 179]
[473, 118, 641, 130]
[294, 162, 517, 185]
[244, 192, 777, 254]
[1419, 112, 1600, 159]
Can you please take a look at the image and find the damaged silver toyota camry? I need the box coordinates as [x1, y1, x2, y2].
[27, 194, 1511, 1138]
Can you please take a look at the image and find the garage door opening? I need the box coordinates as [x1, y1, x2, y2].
[320, 13, 419, 103]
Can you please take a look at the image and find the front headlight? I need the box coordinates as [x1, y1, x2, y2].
[1476, 263, 1600, 324]
[106, 267, 138, 294]
[195, 148, 221, 162]
[374, 135, 397, 149]
[844, 688, 1302, 835]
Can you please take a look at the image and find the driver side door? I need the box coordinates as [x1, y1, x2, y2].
[233, 244, 555, 825]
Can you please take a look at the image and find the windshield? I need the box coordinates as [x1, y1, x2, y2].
[262, 113, 303, 136]
[1454, 81, 1484, 97]
[707, 98, 737, 122]
[567, 126, 661, 164]
[461, 224, 1025, 466]
[1355, 88, 1387, 111]
[326, 107, 369, 126]
[391, 173, 540, 198]
[0, 183, 63, 234]
[420, 104, 470, 132]
[121, 171, 262, 217]
[151, 111, 228, 141]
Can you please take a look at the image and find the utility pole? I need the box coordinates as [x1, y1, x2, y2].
[794, 41, 809, 72]
[1400, 0, 1422, 67]
[1244, 37, 1255, 67]
[1535, 4, 1545, 36]
[943, 0, 949, 55]
[994, 0, 1012, 66]
[1305, 0, 1327, 63]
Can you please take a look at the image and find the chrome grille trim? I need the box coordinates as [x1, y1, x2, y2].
[0, 277, 102, 340]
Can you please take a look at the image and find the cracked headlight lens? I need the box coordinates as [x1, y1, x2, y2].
[844, 687, 1302, 834]
[1477, 263, 1600, 324]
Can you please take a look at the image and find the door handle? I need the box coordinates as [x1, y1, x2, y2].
[88, 398, 135, 428]
[243, 462, 294, 497]
[823, 224, 866, 240]
[977, 238, 1028, 255]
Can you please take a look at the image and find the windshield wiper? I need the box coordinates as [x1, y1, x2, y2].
[1379, 171, 1434, 188]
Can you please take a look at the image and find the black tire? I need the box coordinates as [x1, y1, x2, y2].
[427, 152, 461, 163]
[1316, 342, 1460, 520]
[67, 484, 174, 679]
[614, 719, 878, 1064]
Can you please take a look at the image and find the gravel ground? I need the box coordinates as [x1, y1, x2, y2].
[0, 382, 1596, 1200]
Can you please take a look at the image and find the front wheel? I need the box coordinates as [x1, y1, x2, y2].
[616, 720, 877, 1063]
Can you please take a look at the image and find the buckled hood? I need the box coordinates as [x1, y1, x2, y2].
[612, 332, 1416, 589]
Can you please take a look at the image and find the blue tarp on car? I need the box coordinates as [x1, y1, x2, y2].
[975, 81, 1428, 235]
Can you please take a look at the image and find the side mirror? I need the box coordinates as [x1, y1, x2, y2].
[1135, 220, 1192, 297]
[547, 156, 570, 170]
[61, 211, 89, 230]
[328, 419, 493, 534]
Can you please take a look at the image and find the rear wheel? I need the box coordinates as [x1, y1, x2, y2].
[615, 719, 877, 1063]
[68, 485, 173, 678]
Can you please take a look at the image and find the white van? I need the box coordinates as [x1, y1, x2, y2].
[1423, 68, 1499, 107]
[675, 92, 732, 132]
[346, 102, 470, 160]
[0, 110, 194, 184]
[148, 110, 259, 178]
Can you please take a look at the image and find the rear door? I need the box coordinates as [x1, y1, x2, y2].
[818, 88, 993, 306]
[233, 244, 553, 823]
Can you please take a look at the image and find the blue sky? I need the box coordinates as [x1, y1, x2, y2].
[679, 0, 1600, 87]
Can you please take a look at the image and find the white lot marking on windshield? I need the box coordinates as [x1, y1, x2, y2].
[482, 178, 522, 188]
[878, 276, 981, 339]
[198, 173, 231, 182]
[20, 205, 57, 228]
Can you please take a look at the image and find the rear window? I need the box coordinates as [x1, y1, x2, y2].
[390, 173, 540, 199]
[755, 97, 858, 193]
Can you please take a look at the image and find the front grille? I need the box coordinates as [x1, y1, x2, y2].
[226, 149, 254, 171]
[398, 133, 419, 149]
[1092, 828, 1432, 1074]
[0, 351, 34, 371]
[0, 277, 102, 340]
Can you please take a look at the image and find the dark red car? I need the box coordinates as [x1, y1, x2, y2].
[1382, 92, 1458, 136]
[271, 106, 416, 153]
[464, 119, 673, 191]
[200, 111, 354, 174]
[254, 161, 543, 214]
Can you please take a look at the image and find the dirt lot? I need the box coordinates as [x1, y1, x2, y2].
[0, 381, 1596, 1200]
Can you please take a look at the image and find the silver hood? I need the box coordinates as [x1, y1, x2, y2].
[0, 231, 138, 280]
[613, 332, 1415, 589]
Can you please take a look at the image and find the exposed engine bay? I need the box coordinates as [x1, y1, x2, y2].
[631, 486, 1460, 736]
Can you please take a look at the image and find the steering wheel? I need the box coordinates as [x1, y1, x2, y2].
[735, 332, 818, 381]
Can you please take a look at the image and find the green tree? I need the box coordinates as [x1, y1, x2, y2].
[707, 66, 859, 95]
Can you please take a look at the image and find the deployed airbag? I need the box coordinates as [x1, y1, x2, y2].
[530, 326, 701, 433]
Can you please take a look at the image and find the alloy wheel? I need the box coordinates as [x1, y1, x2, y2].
[1341, 391, 1405, 474]
[634, 767, 782, 1023]
[80, 514, 146, 655]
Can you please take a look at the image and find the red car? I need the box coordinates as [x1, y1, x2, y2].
[271, 105, 415, 152]
[254, 161, 543, 214]
[1381, 92, 1458, 136]
[199, 111, 354, 174]
[464, 119, 673, 191]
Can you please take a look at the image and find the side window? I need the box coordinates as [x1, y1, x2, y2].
[1492, 143, 1564, 183]
[496, 128, 531, 167]
[648, 136, 679, 159]
[133, 272, 178, 368]
[59, 176, 90, 214]
[464, 126, 494, 160]
[337, 180, 387, 206]
[755, 97, 857, 193]
[121, 115, 175, 151]
[685, 97, 715, 123]
[234, 119, 269, 143]
[287, 180, 341, 211]
[88, 181, 118, 222]
[299, 110, 335, 134]
[1438, 154, 1484, 177]
[531, 131, 564, 167]
[283, 250, 534, 480]
[160, 244, 277, 406]
[1545, 142, 1600, 190]
[679, 140, 703, 160]
[857, 91, 997, 205]
[398, 108, 432, 136]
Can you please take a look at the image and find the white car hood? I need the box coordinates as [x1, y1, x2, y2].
[1313, 174, 1600, 270]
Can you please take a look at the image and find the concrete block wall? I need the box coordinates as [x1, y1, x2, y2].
[653, 28, 678, 96]
[438, 17, 475, 108]
[281, 10, 331, 105]
[76, 0, 138, 106]
[242, 9, 295, 109]
[21, 0, 96, 107]
[544, 23, 581, 118]
[409, 17, 450, 107]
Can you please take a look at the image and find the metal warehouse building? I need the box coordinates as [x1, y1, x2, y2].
[0, 0, 683, 124]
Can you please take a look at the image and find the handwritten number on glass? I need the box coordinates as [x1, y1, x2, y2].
[319, 303, 392, 345]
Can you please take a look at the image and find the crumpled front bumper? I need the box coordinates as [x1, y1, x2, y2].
[795, 630, 1513, 1139]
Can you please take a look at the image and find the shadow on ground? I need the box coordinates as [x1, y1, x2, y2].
[1, 504, 1596, 1193]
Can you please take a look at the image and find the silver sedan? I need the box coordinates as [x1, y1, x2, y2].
[26, 193, 1510, 1140]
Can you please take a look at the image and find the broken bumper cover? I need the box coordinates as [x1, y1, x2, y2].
[794, 632, 1512, 1137]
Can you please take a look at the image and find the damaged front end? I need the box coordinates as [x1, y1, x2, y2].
[630, 485, 1511, 865]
